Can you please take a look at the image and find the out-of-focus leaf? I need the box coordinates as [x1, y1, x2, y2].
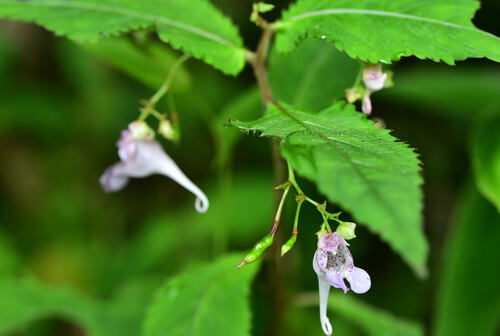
[82, 38, 190, 90]
[0, 277, 155, 336]
[434, 187, 500, 336]
[143, 254, 260, 336]
[269, 39, 358, 112]
[214, 87, 262, 168]
[0, 0, 246, 75]
[295, 292, 423, 336]
[232, 102, 427, 274]
[471, 115, 500, 212]
[276, 0, 500, 64]
[0, 277, 99, 335]
[0, 232, 19, 275]
[330, 294, 423, 336]
[382, 67, 500, 120]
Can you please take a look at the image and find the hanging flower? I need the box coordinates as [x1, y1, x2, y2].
[313, 233, 371, 335]
[362, 64, 388, 115]
[100, 121, 209, 213]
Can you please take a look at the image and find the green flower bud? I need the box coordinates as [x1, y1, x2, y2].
[281, 235, 296, 257]
[237, 234, 274, 269]
[336, 221, 357, 240]
[129, 121, 154, 140]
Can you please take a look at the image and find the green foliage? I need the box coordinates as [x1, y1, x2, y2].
[276, 0, 500, 64]
[143, 254, 260, 336]
[82, 38, 191, 90]
[232, 102, 427, 274]
[471, 115, 500, 213]
[269, 39, 358, 112]
[382, 67, 500, 120]
[0, 0, 246, 74]
[213, 88, 262, 168]
[330, 294, 424, 336]
[434, 187, 500, 336]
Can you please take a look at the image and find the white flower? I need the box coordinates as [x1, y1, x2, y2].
[313, 233, 371, 335]
[362, 64, 388, 114]
[100, 123, 209, 213]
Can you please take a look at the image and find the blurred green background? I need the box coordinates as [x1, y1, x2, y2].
[0, 0, 499, 335]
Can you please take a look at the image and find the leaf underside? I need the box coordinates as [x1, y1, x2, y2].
[232, 102, 428, 274]
[0, 0, 246, 75]
[276, 0, 500, 64]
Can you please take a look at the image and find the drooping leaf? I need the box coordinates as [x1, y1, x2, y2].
[143, 254, 260, 336]
[0, 0, 246, 74]
[269, 39, 358, 112]
[276, 0, 500, 64]
[471, 115, 500, 213]
[82, 38, 191, 90]
[232, 102, 427, 274]
[382, 67, 500, 120]
[434, 186, 500, 336]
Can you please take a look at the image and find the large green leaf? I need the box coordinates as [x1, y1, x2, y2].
[143, 254, 260, 336]
[434, 187, 500, 336]
[232, 102, 427, 274]
[471, 115, 500, 213]
[82, 38, 191, 90]
[269, 39, 358, 112]
[0, 0, 246, 74]
[276, 0, 500, 64]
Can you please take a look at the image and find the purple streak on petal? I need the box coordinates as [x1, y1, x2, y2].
[326, 271, 349, 294]
[345, 266, 371, 294]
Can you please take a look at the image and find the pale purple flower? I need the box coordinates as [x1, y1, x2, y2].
[362, 64, 387, 115]
[313, 233, 371, 335]
[100, 123, 209, 213]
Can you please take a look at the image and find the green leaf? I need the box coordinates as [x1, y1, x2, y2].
[471, 115, 500, 212]
[434, 186, 500, 336]
[0, 0, 246, 75]
[276, 0, 500, 64]
[0, 277, 99, 334]
[214, 87, 262, 168]
[82, 38, 191, 90]
[269, 39, 358, 112]
[143, 254, 260, 336]
[382, 67, 500, 120]
[0, 277, 155, 336]
[330, 294, 424, 336]
[232, 102, 427, 274]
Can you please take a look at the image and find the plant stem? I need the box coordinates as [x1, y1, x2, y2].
[141, 54, 190, 119]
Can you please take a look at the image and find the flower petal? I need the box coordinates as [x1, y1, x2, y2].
[99, 163, 130, 192]
[345, 266, 371, 294]
[318, 276, 333, 336]
[326, 271, 349, 294]
[100, 139, 209, 213]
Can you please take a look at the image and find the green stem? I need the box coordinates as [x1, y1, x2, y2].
[270, 184, 291, 235]
[141, 54, 190, 119]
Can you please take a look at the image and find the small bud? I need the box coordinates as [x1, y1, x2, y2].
[281, 235, 297, 257]
[237, 234, 274, 269]
[129, 121, 154, 140]
[336, 221, 357, 240]
[158, 120, 178, 141]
